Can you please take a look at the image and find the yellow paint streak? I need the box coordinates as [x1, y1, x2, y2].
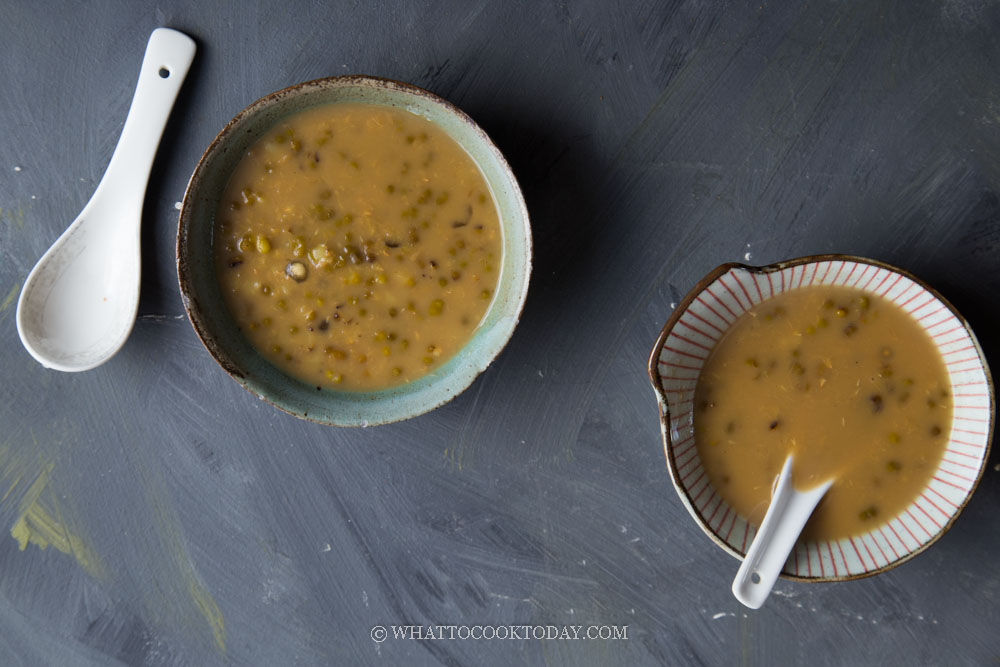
[188, 579, 226, 653]
[12, 459, 53, 518]
[1, 430, 225, 655]
[0, 206, 26, 229]
[10, 499, 103, 578]
[443, 443, 466, 471]
[5, 459, 104, 579]
[0, 442, 26, 503]
[144, 480, 227, 654]
[0, 281, 21, 323]
[0, 477, 18, 502]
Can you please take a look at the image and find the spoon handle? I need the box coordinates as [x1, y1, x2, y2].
[732, 455, 833, 609]
[96, 28, 196, 210]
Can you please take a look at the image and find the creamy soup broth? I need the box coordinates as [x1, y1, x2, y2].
[693, 285, 951, 541]
[214, 103, 502, 391]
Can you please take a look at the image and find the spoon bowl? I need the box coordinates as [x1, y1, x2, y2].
[16, 28, 195, 372]
[17, 195, 142, 371]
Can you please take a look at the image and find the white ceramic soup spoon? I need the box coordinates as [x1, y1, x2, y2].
[732, 455, 833, 609]
[16, 28, 195, 372]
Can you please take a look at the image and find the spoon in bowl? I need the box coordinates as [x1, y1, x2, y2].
[732, 455, 833, 609]
[16, 28, 196, 372]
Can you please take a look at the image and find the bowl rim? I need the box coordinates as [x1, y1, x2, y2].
[647, 253, 995, 581]
[176, 74, 532, 426]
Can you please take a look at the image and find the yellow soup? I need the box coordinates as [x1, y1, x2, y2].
[693, 285, 951, 541]
[214, 103, 502, 391]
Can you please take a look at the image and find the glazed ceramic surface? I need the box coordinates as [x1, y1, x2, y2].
[648, 255, 994, 580]
[178, 76, 531, 426]
[17, 29, 196, 372]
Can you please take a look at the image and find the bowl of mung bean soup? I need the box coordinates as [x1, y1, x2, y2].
[177, 76, 531, 426]
[648, 255, 993, 580]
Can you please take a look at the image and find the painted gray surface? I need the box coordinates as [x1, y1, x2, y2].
[1, 1, 998, 665]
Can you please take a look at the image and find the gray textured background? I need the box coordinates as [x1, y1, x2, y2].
[2, 1, 999, 665]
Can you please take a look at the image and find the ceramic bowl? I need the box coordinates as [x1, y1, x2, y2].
[177, 76, 531, 426]
[647, 255, 994, 580]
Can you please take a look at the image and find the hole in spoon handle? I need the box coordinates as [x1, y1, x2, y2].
[97, 28, 196, 211]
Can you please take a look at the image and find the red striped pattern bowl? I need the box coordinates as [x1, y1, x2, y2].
[647, 255, 994, 580]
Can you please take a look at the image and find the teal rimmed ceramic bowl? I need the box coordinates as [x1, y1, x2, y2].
[177, 75, 531, 426]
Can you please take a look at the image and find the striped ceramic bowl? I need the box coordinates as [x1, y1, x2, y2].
[647, 255, 994, 580]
